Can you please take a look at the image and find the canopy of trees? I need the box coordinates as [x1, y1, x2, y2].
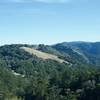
[0, 44, 100, 100]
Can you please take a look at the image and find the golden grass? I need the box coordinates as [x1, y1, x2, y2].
[21, 47, 68, 64]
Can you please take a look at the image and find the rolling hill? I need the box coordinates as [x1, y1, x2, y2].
[0, 42, 100, 100]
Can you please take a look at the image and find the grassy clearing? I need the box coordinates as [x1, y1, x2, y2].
[21, 47, 68, 64]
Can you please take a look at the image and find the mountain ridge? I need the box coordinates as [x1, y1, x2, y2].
[0, 41, 100, 66]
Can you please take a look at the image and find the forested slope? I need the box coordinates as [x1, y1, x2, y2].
[0, 43, 100, 100]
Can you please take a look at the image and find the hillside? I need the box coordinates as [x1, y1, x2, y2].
[0, 43, 100, 100]
[52, 42, 100, 66]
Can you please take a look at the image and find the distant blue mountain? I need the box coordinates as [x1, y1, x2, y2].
[52, 42, 100, 66]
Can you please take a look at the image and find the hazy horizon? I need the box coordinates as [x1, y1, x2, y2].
[0, 41, 100, 46]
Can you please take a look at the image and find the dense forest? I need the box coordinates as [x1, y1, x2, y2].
[0, 43, 100, 100]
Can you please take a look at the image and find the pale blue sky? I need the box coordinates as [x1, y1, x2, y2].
[0, 0, 100, 45]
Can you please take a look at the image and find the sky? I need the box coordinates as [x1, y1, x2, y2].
[0, 0, 100, 45]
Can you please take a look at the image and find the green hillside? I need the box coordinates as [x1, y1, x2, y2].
[0, 43, 100, 100]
